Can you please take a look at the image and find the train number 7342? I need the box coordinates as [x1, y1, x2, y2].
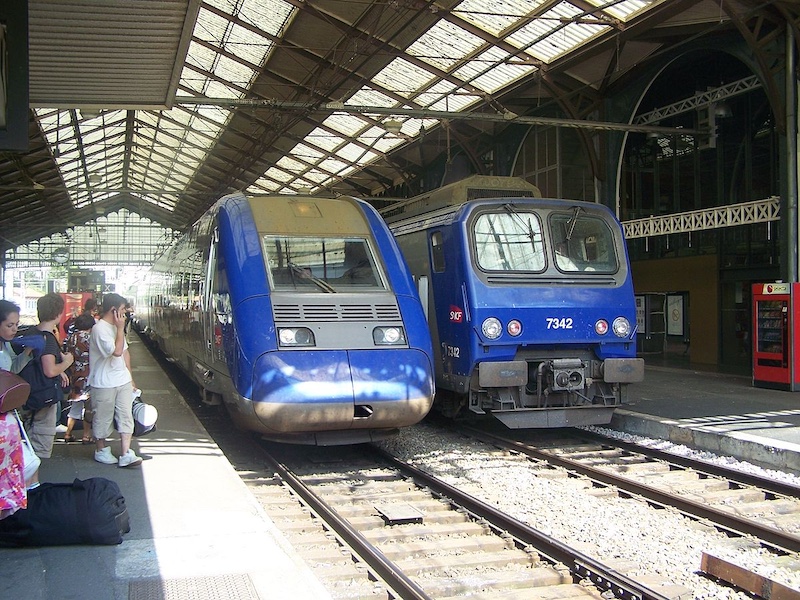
[546, 317, 573, 329]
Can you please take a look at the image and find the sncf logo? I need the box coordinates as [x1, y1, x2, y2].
[449, 306, 463, 323]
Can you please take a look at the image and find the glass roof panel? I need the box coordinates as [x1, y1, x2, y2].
[453, 0, 546, 37]
[265, 167, 293, 183]
[407, 20, 484, 71]
[318, 157, 350, 176]
[370, 134, 406, 154]
[276, 155, 308, 173]
[455, 47, 537, 93]
[211, 54, 256, 91]
[371, 58, 438, 98]
[193, 6, 230, 45]
[196, 106, 229, 125]
[301, 171, 328, 184]
[324, 114, 372, 137]
[336, 143, 378, 164]
[186, 40, 217, 73]
[508, 3, 608, 62]
[348, 87, 397, 108]
[305, 128, 345, 153]
[210, 0, 295, 38]
[292, 143, 325, 162]
[419, 80, 480, 112]
[225, 23, 272, 67]
[204, 79, 241, 100]
[586, 0, 652, 21]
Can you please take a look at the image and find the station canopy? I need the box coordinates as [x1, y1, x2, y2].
[2, 0, 797, 267]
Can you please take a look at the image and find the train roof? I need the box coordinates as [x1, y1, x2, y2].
[380, 175, 541, 223]
[388, 195, 610, 237]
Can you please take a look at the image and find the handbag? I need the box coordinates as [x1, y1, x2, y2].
[0, 370, 31, 414]
[14, 410, 41, 485]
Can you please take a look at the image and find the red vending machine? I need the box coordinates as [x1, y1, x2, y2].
[752, 282, 800, 390]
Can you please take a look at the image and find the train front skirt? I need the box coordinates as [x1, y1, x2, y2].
[250, 348, 434, 437]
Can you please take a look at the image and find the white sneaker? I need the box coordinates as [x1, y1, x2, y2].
[94, 447, 117, 465]
[118, 449, 143, 468]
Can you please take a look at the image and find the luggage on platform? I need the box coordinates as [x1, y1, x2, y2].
[131, 398, 158, 437]
[0, 477, 130, 547]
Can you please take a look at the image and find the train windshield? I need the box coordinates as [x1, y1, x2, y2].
[263, 236, 385, 292]
[473, 208, 546, 272]
[549, 209, 618, 273]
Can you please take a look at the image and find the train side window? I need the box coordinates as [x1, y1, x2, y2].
[431, 231, 445, 273]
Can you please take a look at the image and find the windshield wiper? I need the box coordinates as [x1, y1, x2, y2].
[503, 203, 535, 242]
[565, 206, 584, 241]
[288, 262, 336, 293]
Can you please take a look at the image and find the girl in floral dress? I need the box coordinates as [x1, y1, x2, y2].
[0, 299, 34, 519]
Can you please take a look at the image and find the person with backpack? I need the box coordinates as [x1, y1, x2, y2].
[18, 294, 74, 460]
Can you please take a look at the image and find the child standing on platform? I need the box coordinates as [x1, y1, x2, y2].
[63, 313, 95, 444]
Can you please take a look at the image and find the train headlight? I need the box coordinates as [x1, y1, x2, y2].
[481, 317, 502, 340]
[373, 326, 406, 345]
[612, 317, 631, 338]
[595, 319, 609, 335]
[278, 327, 315, 347]
[507, 320, 522, 336]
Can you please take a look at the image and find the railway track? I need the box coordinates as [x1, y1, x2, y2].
[454, 424, 800, 554]
[253, 443, 678, 600]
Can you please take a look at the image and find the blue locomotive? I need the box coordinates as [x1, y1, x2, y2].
[135, 192, 434, 444]
[383, 176, 643, 428]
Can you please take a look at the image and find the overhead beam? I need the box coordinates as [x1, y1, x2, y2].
[178, 96, 706, 136]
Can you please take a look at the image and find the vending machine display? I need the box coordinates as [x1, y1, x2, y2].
[752, 282, 800, 390]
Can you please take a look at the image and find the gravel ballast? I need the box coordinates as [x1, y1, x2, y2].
[377, 423, 800, 600]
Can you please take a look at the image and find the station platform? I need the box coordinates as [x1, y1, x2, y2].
[613, 362, 800, 476]
[0, 334, 331, 600]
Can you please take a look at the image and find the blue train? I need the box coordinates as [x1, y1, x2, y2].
[135, 192, 434, 444]
[383, 176, 643, 428]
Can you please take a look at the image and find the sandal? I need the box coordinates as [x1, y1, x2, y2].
[81, 437, 95, 445]
[63, 435, 75, 443]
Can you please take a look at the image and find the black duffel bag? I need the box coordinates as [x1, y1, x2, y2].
[0, 477, 131, 547]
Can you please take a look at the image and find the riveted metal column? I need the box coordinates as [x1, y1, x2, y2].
[787, 26, 798, 283]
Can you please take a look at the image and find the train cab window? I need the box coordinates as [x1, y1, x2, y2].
[263, 235, 386, 292]
[472, 210, 545, 272]
[431, 231, 445, 273]
[549, 210, 618, 274]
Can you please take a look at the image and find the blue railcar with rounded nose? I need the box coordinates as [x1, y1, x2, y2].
[137, 192, 434, 445]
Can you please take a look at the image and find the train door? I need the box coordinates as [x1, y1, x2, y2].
[201, 229, 217, 368]
[426, 230, 446, 382]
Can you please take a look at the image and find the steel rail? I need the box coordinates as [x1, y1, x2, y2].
[576, 428, 800, 499]
[261, 452, 432, 600]
[457, 426, 800, 554]
[370, 446, 673, 600]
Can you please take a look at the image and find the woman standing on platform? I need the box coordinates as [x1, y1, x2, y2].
[0, 300, 35, 518]
[89, 293, 142, 468]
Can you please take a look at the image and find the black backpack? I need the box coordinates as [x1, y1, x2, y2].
[0, 478, 131, 547]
